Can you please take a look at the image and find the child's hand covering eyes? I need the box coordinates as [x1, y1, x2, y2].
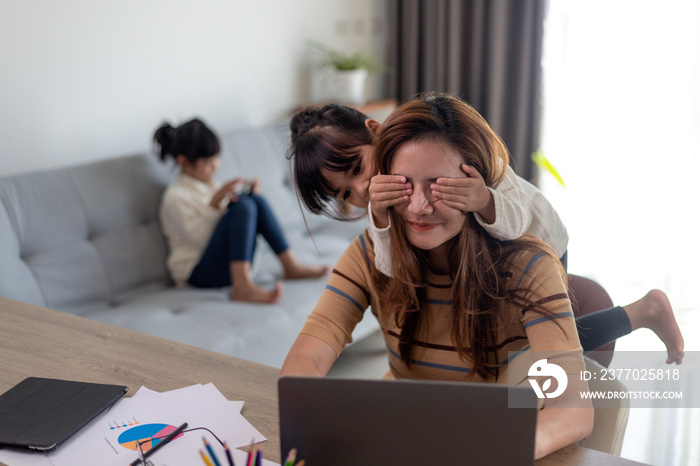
[431, 164, 495, 222]
[368, 174, 412, 228]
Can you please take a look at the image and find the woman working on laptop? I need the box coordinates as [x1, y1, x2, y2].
[281, 93, 594, 459]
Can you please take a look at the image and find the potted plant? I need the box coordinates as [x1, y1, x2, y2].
[310, 41, 383, 105]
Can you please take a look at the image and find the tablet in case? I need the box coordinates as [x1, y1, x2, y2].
[0, 377, 128, 451]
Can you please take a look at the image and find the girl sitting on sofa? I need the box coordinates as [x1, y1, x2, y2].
[154, 118, 328, 304]
[287, 95, 684, 364]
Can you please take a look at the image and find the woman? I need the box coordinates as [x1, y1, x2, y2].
[154, 118, 328, 303]
[287, 100, 684, 365]
[281, 94, 594, 459]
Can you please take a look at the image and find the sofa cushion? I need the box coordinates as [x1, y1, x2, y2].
[0, 155, 172, 313]
[83, 266, 379, 368]
[0, 205, 45, 306]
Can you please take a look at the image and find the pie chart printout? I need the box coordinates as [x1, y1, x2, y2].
[117, 423, 183, 452]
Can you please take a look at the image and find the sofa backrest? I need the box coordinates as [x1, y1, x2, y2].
[218, 121, 334, 233]
[218, 121, 304, 229]
[0, 154, 173, 314]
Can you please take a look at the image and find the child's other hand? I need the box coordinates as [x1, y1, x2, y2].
[369, 174, 412, 228]
[212, 177, 246, 207]
[432, 165, 495, 222]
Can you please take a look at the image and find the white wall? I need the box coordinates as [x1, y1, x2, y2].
[0, 0, 389, 177]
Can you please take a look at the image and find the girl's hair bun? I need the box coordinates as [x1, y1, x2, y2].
[290, 107, 322, 141]
[153, 123, 176, 161]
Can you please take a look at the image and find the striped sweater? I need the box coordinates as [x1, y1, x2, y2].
[300, 230, 584, 384]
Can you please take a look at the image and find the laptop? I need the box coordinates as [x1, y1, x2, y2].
[278, 376, 537, 465]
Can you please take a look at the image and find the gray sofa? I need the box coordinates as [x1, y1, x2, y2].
[0, 122, 378, 368]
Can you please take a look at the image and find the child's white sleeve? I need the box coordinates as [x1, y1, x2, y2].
[367, 202, 394, 277]
[473, 166, 528, 241]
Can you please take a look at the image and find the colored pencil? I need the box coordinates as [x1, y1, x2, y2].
[283, 448, 297, 466]
[295, 461, 305, 466]
[200, 449, 214, 466]
[255, 444, 262, 465]
[224, 441, 235, 466]
[203, 437, 222, 466]
[130, 422, 188, 466]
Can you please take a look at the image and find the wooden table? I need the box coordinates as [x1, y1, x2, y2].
[0, 297, 646, 465]
[0, 297, 281, 464]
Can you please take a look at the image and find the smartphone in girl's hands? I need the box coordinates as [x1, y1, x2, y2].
[234, 180, 253, 196]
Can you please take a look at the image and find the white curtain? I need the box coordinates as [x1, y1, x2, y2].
[540, 2, 700, 464]
[541, 0, 700, 305]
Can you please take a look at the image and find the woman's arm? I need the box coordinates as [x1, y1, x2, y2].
[514, 251, 594, 458]
[280, 334, 338, 377]
[534, 375, 594, 459]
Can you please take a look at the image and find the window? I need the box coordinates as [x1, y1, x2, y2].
[540, 0, 700, 308]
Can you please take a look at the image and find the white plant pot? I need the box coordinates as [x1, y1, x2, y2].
[331, 69, 369, 105]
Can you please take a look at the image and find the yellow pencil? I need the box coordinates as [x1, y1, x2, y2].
[200, 449, 214, 466]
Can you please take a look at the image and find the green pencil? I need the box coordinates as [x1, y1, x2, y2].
[284, 447, 297, 466]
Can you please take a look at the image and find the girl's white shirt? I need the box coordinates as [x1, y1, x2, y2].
[159, 173, 225, 285]
[368, 165, 569, 276]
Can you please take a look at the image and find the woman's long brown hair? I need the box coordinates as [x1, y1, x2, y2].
[374, 92, 565, 378]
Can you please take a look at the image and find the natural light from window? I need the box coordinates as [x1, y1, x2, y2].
[541, 2, 700, 464]
[541, 0, 700, 310]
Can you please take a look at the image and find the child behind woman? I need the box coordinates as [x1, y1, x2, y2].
[154, 118, 328, 304]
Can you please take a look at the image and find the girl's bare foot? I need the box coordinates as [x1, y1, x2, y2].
[231, 281, 282, 304]
[278, 250, 330, 280]
[284, 263, 331, 280]
[624, 289, 684, 364]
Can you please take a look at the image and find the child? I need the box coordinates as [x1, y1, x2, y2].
[287, 96, 683, 364]
[154, 118, 328, 304]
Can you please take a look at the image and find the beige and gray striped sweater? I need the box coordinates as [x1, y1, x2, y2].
[301, 230, 584, 383]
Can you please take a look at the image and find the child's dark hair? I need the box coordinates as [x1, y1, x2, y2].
[153, 118, 220, 163]
[287, 104, 373, 220]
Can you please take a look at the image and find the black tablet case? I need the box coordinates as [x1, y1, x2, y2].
[0, 377, 128, 451]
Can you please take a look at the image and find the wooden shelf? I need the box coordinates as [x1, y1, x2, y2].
[355, 99, 397, 122]
[294, 99, 398, 122]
